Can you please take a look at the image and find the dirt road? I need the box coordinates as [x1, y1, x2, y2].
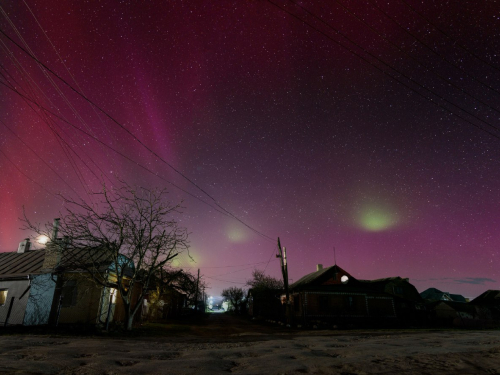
[1, 314, 499, 374]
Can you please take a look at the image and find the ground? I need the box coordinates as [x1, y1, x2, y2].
[1, 313, 499, 374]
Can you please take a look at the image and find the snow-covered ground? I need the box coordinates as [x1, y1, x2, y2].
[1, 329, 499, 374]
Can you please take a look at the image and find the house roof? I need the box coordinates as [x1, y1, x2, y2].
[0, 250, 46, 279]
[428, 300, 477, 314]
[420, 287, 452, 301]
[290, 265, 354, 290]
[420, 287, 466, 302]
[470, 290, 500, 306]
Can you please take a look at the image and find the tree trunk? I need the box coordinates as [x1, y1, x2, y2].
[126, 315, 134, 331]
[124, 306, 134, 331]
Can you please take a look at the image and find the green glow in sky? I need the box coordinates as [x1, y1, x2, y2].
[357, 204, 398, 231]
[226, 223, 248, 243]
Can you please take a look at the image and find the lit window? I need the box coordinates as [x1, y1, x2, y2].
[110, 288, 117, 304]
[341, 275, 349, 284]
[0, 290, 8, 305]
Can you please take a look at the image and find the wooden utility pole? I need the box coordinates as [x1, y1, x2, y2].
[276, 237, 290, 323]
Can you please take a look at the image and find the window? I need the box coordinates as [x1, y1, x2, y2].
[0, 289, 7, 305]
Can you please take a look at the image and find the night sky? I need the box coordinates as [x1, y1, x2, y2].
[1, 0, 499, 298]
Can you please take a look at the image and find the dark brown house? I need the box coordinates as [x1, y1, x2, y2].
[289, 264, 423, 326]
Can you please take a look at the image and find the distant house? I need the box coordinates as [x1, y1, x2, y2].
[288, 264, 423, 326]
[426, 300, 479, 327]
[470, 290, 500, 326]
[420, 288, 467, 303]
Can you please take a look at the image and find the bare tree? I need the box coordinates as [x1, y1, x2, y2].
[24, 183, 189, 330]
[221, 286, 246, 314]
[246, 269, 283, 291]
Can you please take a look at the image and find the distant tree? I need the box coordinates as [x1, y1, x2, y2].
[24, 182, 190, 330]
[221, 286, 246, 314]
[246, 269, 283, 291]
[157, 267, 206, 308]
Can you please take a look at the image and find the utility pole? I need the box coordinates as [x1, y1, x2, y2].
[276, 237, 290, 323]
[194, 268, 200, 313]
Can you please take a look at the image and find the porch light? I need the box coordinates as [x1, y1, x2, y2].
[37, 235, 49, 244]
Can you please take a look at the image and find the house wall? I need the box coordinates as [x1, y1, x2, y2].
[302, 292, 369, 317]
[23, 274, 57, 325]
[0, 278, 30, 325]
[294, 291, 397, 320]
[58, 273, 103, 325]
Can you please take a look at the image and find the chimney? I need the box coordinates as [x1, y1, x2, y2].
[51, 218, 60, 241]
[316, 264, 323, 271]
[17, 238, 31, 253]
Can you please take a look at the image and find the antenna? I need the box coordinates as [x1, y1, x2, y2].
[333, 246, 337, 265]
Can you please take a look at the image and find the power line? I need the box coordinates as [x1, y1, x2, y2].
[399, 0, 500, 77]
[327, 0, 500, 119]
[266, 0, 500, 141]
[0, 148, 59, 199]
[0, 27, 276, 242]
[364, 0, 500, 98]
[173, 261, 268, 269]
[0, 118, 84, 198]
[204, 276, 247, 285]
[0, 80, 263, 226]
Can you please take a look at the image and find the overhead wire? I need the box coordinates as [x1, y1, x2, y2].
[21, 0, 117, 164]
[327, 0, 500, 119]
[203, 276, 247, 285]
[173, 261, 268, 269]
[0, 7, 95, 198]
[265, 0, 500, 141]
[365, 0, 500, 97]
[0, 69, 104, 200]
[0, 118, 84, 198]
[0, 58, 115, 190]
[0, 27, 276, 242]
[400, 0, 500, 73]
[0, 80, 250, 221]
[0, 148, 60, 199]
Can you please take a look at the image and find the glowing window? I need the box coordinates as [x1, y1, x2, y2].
[110, 288, 117, 304]
[0, 290, 7, 305]
[341, 275, 349, 284]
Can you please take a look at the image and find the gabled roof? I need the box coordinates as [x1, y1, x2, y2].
[428, 300, 476, 314]
[470, 290, 500, 306]
[0, 250, 45, 279]
[421, 287, 452, 301]
[290, 265, 354, 290]
[420, 287, 466, 302]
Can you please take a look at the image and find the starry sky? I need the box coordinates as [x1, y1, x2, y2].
[1, 0, 499, 298]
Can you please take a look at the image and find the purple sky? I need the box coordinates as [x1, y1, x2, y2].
[1, 0, 499, 298]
